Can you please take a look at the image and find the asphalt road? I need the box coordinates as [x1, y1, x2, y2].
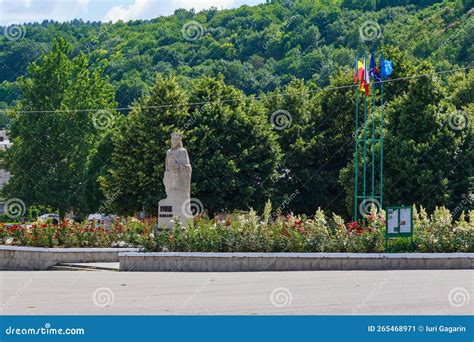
[0, 270, 472, 315]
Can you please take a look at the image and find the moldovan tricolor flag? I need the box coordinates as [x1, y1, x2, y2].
[354, 53, 364, 84]
[356, 61, 364, 84]
[360, 56, 370, 96]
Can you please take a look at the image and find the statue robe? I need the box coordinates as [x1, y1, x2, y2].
[164, 147, 191, 197]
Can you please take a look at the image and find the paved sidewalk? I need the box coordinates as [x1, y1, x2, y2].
[0, 270, 472, 315]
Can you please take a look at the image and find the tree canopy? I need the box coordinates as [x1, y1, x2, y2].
[0, 0, 472, 218]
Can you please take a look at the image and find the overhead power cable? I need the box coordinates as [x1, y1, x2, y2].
[4, 65, 473, 114]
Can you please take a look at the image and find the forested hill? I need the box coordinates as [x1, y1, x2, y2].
[0, 0, 472, 218]
[0, 0, 473, 110]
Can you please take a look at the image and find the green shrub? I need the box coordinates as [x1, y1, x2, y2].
[1, 206, 472, 252]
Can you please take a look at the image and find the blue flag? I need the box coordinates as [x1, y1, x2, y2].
[370, 52, 381, 85]
[379, 52, 393, 80]
[369, 52, 376, 77]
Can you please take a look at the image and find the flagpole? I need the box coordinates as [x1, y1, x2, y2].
[379, 53, 385, 210]
[353, 51, 360, 221]
[362, 53, 368, 225]
[371, 72, 376, 201]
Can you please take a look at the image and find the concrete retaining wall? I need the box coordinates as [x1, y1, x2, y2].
[118, 252, 474, 272]
[0, 245, 139, 270]
[2, 247, 473, 271]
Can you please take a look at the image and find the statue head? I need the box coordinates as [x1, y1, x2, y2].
[170, 132, 183, 149]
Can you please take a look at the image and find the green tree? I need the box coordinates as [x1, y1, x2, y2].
[449, 70, 474, 109]
[184, 76, 282, 214]
[3, 37, 116, 217]
[447, 70, 474, 212]
[312, 70, 360, 216]
[101, 75, 188, 215]
[262, 78, 314, 213]
[383, 63, 462, 211]
[104, 74, 281, 215]
[82, 131, 115, 215]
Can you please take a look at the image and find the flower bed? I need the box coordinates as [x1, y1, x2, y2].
[1, 206, 472, 253]
[0, 218, 153, 248]
[147, 206, 473, 253]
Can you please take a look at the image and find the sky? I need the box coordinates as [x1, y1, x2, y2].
[0, 0, 265, 25]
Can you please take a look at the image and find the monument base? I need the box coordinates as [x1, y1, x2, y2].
[158, 196, 192, 229]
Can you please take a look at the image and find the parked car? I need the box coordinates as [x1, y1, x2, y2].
[87, 213, 116, 228]
[37, 213, 59, 224]
[87, 213, 104, 222]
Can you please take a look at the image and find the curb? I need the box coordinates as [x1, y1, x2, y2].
[118, 252, 474, 272]
[0, 245, 139, 270]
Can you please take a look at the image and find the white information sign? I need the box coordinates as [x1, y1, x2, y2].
[386, 206, 412, 236]
[399, 207, 412, 233]
[387, 208, 399, 234]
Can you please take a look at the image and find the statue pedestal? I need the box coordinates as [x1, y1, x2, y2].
[158, 192, 192, 229]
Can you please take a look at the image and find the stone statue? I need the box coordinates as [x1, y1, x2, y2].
[158, 132, 192, 229]
[164, 133, 191, 198]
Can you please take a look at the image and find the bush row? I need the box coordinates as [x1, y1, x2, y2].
[1, 205, 472, 253]
[147, 205, 473, 253]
